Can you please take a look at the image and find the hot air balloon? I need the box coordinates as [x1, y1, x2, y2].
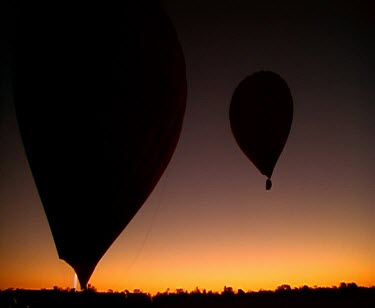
[12, 1, 186, 288]
[229, 71, 293, 190]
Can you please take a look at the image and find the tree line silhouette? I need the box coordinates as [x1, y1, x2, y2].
[1, 283, 374, 308]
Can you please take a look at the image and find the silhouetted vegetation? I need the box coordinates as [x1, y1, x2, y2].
[1, 283, 374, 308]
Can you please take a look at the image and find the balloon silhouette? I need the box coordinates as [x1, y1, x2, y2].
[12, 2, 186, 288]
[229, 71, 293, 190]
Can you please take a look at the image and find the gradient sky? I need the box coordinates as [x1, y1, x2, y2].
[1, 0, 374, 294]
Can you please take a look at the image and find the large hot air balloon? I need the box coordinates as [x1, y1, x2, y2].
[229, 71, 293, 190]
[12, 1, 186, 288]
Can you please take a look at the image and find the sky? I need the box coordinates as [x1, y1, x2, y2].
[1, 0, 374, 294]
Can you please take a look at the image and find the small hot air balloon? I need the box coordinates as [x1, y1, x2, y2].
[229, 71, 293, 190]
[12, 1, 186, 288]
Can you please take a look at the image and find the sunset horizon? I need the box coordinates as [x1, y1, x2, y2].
[2, 276, 373, 296]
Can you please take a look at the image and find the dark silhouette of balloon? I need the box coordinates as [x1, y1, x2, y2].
[12, 1, 186, 288]
[229, 71, 293, 190]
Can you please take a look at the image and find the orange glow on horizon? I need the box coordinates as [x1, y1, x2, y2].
[2, 239, 374, 294]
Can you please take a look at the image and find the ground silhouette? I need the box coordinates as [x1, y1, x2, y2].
[1, 283, 374, 308]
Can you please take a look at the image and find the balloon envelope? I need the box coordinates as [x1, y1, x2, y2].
[13, 2, 186, 288]
[229, 71, 293, 188]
